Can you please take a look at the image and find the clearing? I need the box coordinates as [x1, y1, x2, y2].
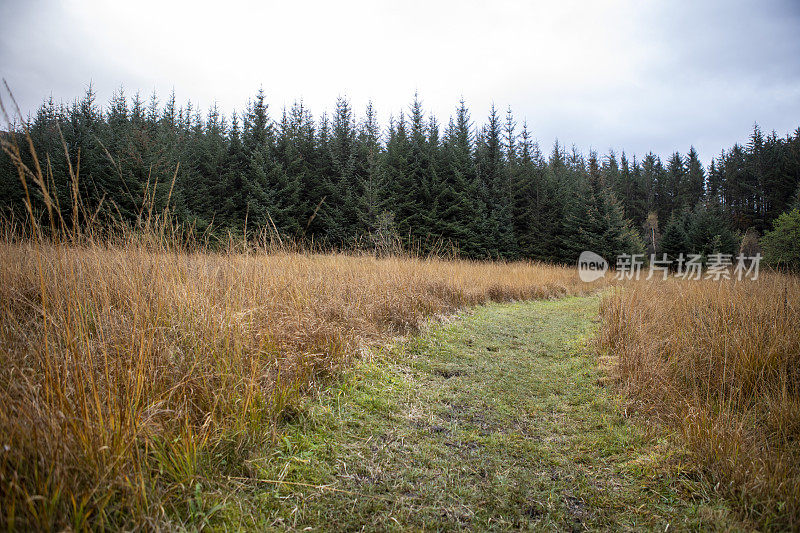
[212, 296, 743, 531]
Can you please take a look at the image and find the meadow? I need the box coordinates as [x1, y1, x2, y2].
[0, 115, 797, 530]
[2, 232, 800, 530]
[0, 234, 595, 529]
[599, 276, 800, 528]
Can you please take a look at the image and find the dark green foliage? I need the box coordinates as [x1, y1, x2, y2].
[657, 204, 740, 259]
[761, 208, 800, 271]
[475, 104, 515, 258]
[241, 88, 297, 235]
[684, 147, 705, 208]
[383, 112, 413, 238]
[611, 152, 648, 225]
[685, 203, 740, 256]
[659, 211, 688, 261]
[403, 93, 434, 240]
[354, 101, 385, 236]
[435, 99, 485, 257]
[661, 152, 685, 219]
[2, 89, 796, 262]
[218, 111, 248, 229]
[321, 96, 359, 242]
[512, 122, 554, 260]
[708, 123, 800, 234]
[559, 151, 644, 262]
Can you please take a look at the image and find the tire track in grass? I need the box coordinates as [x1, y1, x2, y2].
[215, 296, 745, 531]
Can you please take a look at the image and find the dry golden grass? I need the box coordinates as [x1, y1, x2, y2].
[0, 238, 595, 529]
[599, 276, 800, 529]
[0, 91, 603, 529]
[3, 90, 797, 529]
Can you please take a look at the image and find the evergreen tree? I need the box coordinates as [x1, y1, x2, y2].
[383, 112, 414, 240]
[406, 93, 434, 242]
[686, 203, 740, 256]
[3, 87, 797, 263]
[659, 211, 688, 261]
[512, 121, 552, 260]
[437, 99, 485, 257]
[219, 110, 248, 229]
[684, 147, 705, 208]
[279, 100, 319, 238]
[241, 88, 297, 236]
[475, 104, 515, 257]
[640, 153, 662, 218]
[354, 101, 385, 235]
[559, 156, 642, 263]
[663, 152, 685, 216]
[305, 110, 333, 240]
[761, 208, 800, 270]
[325, 96, 358, 242]
[183, 103, 227, 229]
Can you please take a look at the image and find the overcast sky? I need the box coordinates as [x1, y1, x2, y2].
[1, 0, 799, 163]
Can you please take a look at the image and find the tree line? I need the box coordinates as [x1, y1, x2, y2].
[2, 85, 799, 262]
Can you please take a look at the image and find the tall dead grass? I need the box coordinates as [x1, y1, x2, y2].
[0, 237, 594, 528]
[599, 277, 800, 529]
[0, 85, 602, 528]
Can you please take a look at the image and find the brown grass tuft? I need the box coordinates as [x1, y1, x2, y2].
[0, 88, 604, 528]
[598, 276, 800, 529]
[0, 239, 595, 529]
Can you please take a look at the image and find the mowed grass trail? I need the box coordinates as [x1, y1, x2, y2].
[215, 297, 743, 531]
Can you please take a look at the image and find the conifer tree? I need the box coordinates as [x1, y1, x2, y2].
[512, 121, 553, 260]
[659, 211, 688, 261]
[476, 104, 515, 257]
[405, 93, 434, 241]
[663, 152, 685, 216]
[686, 203, 739, 256]
[354, 101, 385, 235]
[707, 157, 724, 204]
[640, 153, 663, 217]
[4, 87, 796, 262]
[219, 110, 248, 229]
[241, 88, 297, 236]
[323, 96, 359, 242]
[279, 100, 318, 238]
[382, 113, 412, 239]
[684, 146, 705, 208]
[437, 99, 484, 257]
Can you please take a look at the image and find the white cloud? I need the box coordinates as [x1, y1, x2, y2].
[1, 0, 799, 162]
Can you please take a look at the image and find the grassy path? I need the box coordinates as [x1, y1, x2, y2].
[217, 296, 740, 531]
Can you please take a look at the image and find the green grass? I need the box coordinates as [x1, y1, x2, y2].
[198, 296, 746, 531]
